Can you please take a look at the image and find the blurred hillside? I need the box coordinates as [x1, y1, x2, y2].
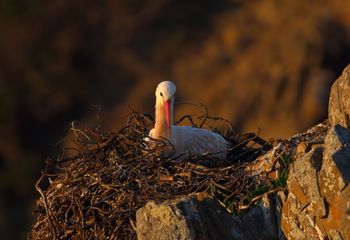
[0, 0, 350, 239]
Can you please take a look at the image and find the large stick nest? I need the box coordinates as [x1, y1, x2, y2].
[29, 111, 272, 240]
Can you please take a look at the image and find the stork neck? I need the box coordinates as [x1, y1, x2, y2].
[154, 102, 173, 140]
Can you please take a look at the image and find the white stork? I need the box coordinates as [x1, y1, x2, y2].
[148, 81, 229, 158]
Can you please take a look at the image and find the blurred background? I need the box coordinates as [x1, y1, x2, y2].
[1, 0, 350, 239]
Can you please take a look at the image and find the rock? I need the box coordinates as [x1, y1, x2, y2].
[292, 147, 325, 216]
[320, 124, 350, 202]
[319, 124, 350, 238]
[281, 147, 326, 240]
[136, 191, 286, 240]
[232, 193, 285, 240]
[328, 64, 350, 128]
[281, 123, 350, 239]
[135, 192, 236, 240]
[247, 121, 329, 184]
[320, 185, 350, 239]
[296, 142, 310, 155]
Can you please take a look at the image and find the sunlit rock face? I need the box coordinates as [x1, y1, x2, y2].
[319, 125, 350, 238]
[280, 65, 350, 239]
[328, 64, 350, 129]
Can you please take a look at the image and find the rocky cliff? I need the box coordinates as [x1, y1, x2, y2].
[280, 65, 350, 239]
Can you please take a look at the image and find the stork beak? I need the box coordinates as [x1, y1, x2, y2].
[164, 100, 171, 129]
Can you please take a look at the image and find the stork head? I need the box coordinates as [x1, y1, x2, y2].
[155, 81, 176, 129]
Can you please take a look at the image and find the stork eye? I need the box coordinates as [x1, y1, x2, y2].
[160, 92, 163, 97]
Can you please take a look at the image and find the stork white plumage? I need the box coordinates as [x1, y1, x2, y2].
[148, 81, 229, 158]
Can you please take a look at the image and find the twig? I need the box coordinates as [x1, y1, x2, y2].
[35, 163, 58, 240]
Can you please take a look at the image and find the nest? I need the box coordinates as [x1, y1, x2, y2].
[29, 111, 271, 240]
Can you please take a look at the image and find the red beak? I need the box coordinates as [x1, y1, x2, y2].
[164, 100, 171, 129]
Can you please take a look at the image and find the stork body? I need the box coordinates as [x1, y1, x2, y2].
[149, 81, 229, 158]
